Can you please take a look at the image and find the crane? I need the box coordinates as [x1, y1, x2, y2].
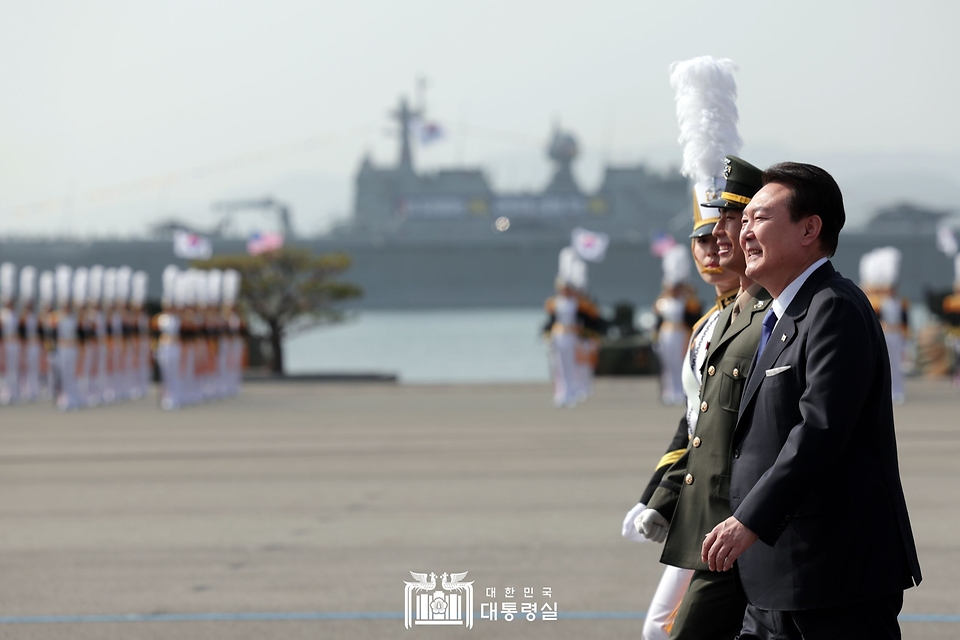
[210, 197, 295, 239]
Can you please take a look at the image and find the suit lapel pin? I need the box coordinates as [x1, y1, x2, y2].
[780, 334, 786, 342]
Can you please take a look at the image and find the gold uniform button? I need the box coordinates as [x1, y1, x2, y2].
[732, 368, 740, 378]
[700, 401, 708, 412]
[692, 436, 701, 448]
[707, 366, 716, 376]
[685, 474, 694, 485]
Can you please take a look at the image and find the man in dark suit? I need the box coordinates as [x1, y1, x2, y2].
[702, 163, 922, 639]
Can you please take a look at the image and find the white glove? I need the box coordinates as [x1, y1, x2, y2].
[621, 502, 648, 543]
[636, 509, 670, 543]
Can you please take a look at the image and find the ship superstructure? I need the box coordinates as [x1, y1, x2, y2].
[337, 96, 690, 244]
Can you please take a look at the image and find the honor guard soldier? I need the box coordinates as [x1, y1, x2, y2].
[654, 246, 700, 406]
[73, 267, 93, 406]
[37, 270, 56, 401]
[0, 263, 21, 404]
[544, 248, 586, 407]
[222, 269, 244, 397]
[860, 248, 910, 403]
[86, 265, 109, 405]
[18, 266, 40, 402]
[943, 255, 960, 388]
[102, 267, 121, 403]
[130, 271, 151, 399]
[184, 270, 200, 402]
[113, 266, 133, 400]
[56, 265, 82, 410]
[205, 269, 225, 399]
[569, 261, 604, 403]
[154, 266, 183, 410]
[197, 269, 218, 401]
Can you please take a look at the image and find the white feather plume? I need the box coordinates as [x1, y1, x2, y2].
[670, 56, 742, 182]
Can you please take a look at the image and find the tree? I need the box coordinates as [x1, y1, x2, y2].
[196, 247, 362, 374]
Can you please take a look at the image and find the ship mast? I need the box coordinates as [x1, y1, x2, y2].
[390, 96, 421, 181]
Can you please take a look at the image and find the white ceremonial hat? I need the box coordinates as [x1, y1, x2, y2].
[131, 271, 148, 307]
[56, 265, 73, 309]
[102, 268, 118, 306]
[72, 267, 89, 308]
[18, 266, 36, 304]
[39, 271, 55, 307]
[162, 265, 179, 306]
[116, 266, 132, 304]
[87, 265, 105, 305]
[0, 263, 16, 304]
[670, 55, 742, 237]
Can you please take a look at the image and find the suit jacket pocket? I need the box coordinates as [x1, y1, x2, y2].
[719, 369, 746, 412]
[712, 474, 731, 501]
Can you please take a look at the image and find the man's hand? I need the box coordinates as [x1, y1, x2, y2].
[702, 516, 759, 571]
[621, 502, 647, 542]
[635, 509, 670, 543]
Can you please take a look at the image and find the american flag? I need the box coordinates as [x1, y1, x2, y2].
[247, 232, 284, 255]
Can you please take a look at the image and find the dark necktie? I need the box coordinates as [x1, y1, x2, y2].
[756, 309, 778, 360]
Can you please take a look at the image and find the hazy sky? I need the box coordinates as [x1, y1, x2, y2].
[2, 0, 958, 238]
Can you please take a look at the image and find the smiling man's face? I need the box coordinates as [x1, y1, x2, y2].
[712, 207, 747, 277]
[740, 182, 817, 297]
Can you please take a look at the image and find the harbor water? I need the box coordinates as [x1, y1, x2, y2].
[283, 308, 554, 384]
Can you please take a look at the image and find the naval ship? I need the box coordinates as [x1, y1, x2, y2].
[1, 96, 956, 310]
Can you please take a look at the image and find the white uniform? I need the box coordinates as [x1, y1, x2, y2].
[157, 266, 183, 410]
[0, 263, 20, 404]
[879, 297, 907, 404]
[38, 271, 56, 401]
[549, 294, 580, 407]
[0, 306, 20, 405]
[130, 271, 151, 400]
[655, 295, 688, 406]
[860, 247, 908, 404]
[222, 270, 243, 397]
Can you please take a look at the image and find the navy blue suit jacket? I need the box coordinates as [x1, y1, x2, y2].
[731, 262, 922, 610]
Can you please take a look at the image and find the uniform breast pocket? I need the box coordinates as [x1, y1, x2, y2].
[718, 363, 749, 412]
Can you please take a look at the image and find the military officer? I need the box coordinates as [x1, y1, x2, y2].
[637, 156, 767, 639]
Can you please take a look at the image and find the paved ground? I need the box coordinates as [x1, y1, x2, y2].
[0, 378, 957, 639]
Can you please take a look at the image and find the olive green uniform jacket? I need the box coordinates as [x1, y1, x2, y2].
[647, 289, 772, 570]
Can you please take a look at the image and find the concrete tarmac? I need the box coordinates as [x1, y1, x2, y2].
[0, 378, 957, 639]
